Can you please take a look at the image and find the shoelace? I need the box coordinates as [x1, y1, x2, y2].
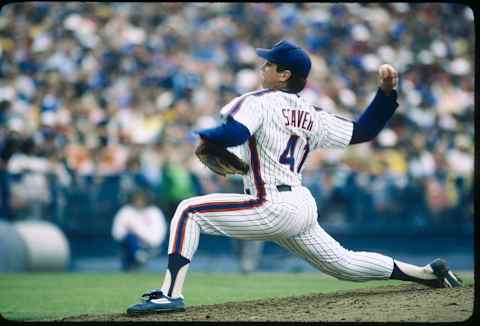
[141, 289, 164, 302]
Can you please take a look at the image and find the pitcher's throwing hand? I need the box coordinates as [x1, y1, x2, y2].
[378, 64, 398, 95]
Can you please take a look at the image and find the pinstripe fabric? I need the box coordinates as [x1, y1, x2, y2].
[223, 90, 354, 197]
[170, 135, 267, 258]
[164, 89, 395, 283]
[312, 112, 354, 150]
[275, 223, 394, 281]
[227, 89, 273, 117]
[167, 190, 309, 260]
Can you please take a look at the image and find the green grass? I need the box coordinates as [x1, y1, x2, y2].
[0, 272, 474, 321]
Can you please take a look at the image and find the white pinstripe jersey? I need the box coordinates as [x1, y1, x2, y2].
[163, 89, 396, 301]
[221, 88, 354, 197]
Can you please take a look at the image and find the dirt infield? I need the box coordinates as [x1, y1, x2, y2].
[61, 283, 474, 322]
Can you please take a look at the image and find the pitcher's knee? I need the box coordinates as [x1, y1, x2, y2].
[177, 198, 194, 212]
[171, 199, 194, 229]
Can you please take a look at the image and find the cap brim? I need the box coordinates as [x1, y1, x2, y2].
[255, 48, 275, 62]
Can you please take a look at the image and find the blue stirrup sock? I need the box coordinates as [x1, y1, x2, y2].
[390, 260, 439, 287]
[162, 253, 191, 298]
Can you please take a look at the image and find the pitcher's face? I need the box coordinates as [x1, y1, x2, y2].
[259, 61, 291, 90]
[259, 61, 279, 88]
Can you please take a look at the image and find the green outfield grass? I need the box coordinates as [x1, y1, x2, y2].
[0, 272, 474, 321]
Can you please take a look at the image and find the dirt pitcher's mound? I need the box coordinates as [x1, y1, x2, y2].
[61, 283, 475, 322]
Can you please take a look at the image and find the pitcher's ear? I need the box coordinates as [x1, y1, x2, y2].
[280, 69, 292, 82]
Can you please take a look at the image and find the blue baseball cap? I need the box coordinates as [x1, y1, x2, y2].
[256, 40, 312, 79]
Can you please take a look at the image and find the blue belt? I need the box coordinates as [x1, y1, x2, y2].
[245, 185, 291, 195]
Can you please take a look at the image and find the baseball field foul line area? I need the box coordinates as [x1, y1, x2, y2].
[0, 273, 475, 322]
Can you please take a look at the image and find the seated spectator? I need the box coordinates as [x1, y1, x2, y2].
[111, 189, 167, 271]
[8, 137, 52, 219]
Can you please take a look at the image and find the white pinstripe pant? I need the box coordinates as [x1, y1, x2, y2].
[168, 186, 394, 281]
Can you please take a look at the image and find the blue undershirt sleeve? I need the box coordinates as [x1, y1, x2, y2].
[196, 115, 251, 147]
[349, 88, 399, 145]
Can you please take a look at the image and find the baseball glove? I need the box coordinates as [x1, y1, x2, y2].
[195, 140, 249, 176]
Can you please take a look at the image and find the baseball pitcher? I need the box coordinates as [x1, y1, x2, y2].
[127, 40, 462, 315]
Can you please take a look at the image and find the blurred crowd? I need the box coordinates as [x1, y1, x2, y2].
[0, 3, 474, 234]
